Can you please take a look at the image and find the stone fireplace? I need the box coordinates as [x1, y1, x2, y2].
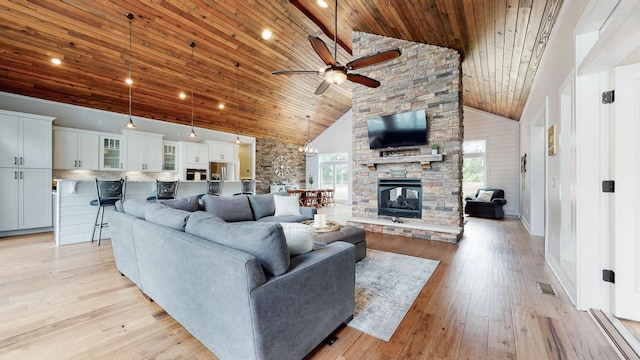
[378, 178, 422, 219]
[346, 32, 464, 243]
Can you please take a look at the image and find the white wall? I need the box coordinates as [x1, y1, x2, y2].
[463, 106, 520, 216]
[306, 109, 352, 202]
[519, 0, 587, 303]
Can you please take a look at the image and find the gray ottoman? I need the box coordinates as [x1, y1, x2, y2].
[313, 225, 366, 262]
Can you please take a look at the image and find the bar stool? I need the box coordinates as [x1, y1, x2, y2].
[240, 179, 256, 195]
[207, 179, 224, 196]
[90, 178, 126, 245]
[147, 180, 179, 201]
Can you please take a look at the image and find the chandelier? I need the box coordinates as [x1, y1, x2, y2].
[299, 115, 318, 157]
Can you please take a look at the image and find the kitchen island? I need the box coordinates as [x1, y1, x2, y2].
[52, 179, 244, 245]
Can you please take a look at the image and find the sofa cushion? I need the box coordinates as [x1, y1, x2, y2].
[476, 190, 494, 202]
[121, 199, 147, 219]
[273, 195, 301, 217]
[201, 195, 254, 222]
[145, 202, 192, 231]
[280, 222, 314, 255]
[248, 194, 275, 220]
[257, 215, 310, 223]
[186, 212, 290, 276]
[160, 194, 201, 212]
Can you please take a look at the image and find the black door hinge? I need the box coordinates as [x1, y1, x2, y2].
[602, 90, 615, 104]
[603, 269, 615, 284]
[602, 180, 615, 193]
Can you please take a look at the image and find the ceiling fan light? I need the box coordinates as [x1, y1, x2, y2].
[325, 69, 347, 84]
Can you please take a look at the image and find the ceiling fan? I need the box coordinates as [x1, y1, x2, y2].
[272, 0, 401, 95]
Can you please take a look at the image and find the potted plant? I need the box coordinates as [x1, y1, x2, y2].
[431, 143, 439, 155]
[307, 175, 314, 188]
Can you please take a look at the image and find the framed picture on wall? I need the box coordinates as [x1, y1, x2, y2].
[548, 125, 557, 156]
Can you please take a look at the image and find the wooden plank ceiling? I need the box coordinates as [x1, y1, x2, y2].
[0, 0, 562, 144]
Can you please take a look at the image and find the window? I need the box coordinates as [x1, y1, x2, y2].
[319, 153, 349, 201]
[463, 140, 486, 200]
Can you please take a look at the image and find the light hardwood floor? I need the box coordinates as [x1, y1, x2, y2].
[0, 217, 619, 359]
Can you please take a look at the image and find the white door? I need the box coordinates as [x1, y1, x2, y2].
[0, 168, 19, 231]
[144, 135, 163, 172]
[0, 114, 19, 167]
[613, 63, 640, 321]
[21, 118, 52, 169]
[53, 130, 80, 169]
[20, 168, 52, 229]
[78, 133, 100, 170]
[124, 133, 145, 171]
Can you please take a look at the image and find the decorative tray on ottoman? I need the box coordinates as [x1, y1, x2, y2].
[301, 220, 341, 232]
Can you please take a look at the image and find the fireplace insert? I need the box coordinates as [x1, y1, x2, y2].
[378, 178, 422, 219]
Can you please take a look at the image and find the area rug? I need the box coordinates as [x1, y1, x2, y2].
[348, 249, 439, 342]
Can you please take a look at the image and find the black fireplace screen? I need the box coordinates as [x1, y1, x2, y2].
[378, 178, 422, 219]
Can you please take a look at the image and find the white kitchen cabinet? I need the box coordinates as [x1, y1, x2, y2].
[0, 112, 52, 169]
[100, 135, 123, 170]
[123, 131, 163, 172]
[53, 128, 100, 170]
[180, 142, 209, 166]
[163, 141, 178, 172]
[207, 140, 237, 162]
[0, 110, 54, 233]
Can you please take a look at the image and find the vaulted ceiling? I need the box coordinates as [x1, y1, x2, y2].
[0, 0, 562, 144]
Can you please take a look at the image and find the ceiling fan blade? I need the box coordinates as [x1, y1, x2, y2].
[272, 70, 322, 75]
[346, 49, 401, 70]
[315, 80, 331, 95]
[308, 35, 336, 66]
[347, 74, 381, 88]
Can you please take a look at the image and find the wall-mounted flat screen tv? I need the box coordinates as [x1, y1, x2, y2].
[366, 109, 427, 150]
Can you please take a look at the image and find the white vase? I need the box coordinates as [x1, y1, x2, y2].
[431, 149, 438, 155]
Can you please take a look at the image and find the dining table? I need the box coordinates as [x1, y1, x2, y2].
[286, 188, 334, 208]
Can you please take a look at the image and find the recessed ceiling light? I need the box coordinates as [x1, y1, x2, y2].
[179, 91, 186, 99]
[125, 77, 133, 85]
[51, 57, 62, 65]
[318, 0, 329, 8]
[261, 29, 272, 40]
[218, 103, 225, 109]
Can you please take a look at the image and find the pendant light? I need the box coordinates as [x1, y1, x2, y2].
[188, 41, 197, 137]
[299, 115, 318, 157]
[124, 13, 136, 128]
[234, 62, 241, 144]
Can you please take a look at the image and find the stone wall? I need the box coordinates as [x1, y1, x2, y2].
[350, 31, 464, 242]
[255, 138, 306, 194]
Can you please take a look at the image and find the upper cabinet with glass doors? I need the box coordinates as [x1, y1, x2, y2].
[163, 141, 178, 172]
[99, 135, 122, 170]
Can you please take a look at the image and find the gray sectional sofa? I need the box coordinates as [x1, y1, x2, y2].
[109, 194, 356, 360]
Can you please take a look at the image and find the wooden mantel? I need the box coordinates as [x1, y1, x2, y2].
[358, 154, 444, 170]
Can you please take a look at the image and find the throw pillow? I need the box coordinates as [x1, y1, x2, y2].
[160, 194, 201, 212]
[201, 194, 254, 222]
[248, 194, 275, 220]
[273, 195, 301, 217]
[279, 222, 314, 256]
[476, 190, 494, 202]
[185, 216, 290, 276]
[144, 202, 192, 231]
